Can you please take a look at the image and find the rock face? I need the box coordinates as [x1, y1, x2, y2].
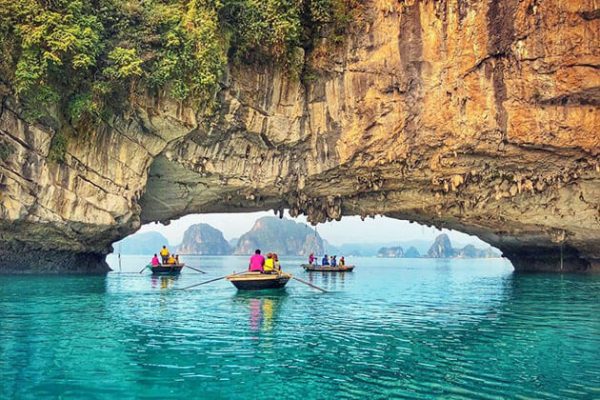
[234, 217, 323, 256]
[0, 0, 599, 273]
[377, 246, 405, 258]
[427, 234, 455, 258]
[177, 224, 232, 255]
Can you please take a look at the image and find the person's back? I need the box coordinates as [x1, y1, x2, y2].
[167, 255, 176, 265]
[322, 255, 329, 265]
[160, 246, 170, 263]
[331, 256, 337, 267]
[151, 254, 160, 266]
[249, 249, 265, 272]
[264, 254, 274, 273]
[308, 253, 315, 265]
[339, 257, 345, 266]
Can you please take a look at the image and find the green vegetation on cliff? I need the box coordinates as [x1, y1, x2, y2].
[0, 0, 361, 128]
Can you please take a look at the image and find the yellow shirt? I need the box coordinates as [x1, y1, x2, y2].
[264, 258, 274, 272]
[167, 256, 176, 265]
[160, 248, 169, 257]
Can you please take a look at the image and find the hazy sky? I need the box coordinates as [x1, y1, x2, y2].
[138, 211, 490, 247]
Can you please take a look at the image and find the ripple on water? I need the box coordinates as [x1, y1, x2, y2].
[1, 257, 599, 399]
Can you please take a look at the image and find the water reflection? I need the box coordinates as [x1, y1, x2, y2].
[151, 275, 178, 290]
[233, 292, 288, 335]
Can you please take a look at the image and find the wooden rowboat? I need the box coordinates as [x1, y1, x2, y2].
[227, 271, 292, 290]
[148, 264, 185, 275]
[302, 264, 355, 272]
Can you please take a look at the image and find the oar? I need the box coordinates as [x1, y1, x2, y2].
[178, 271, 247, 290]
[185, 265, 207, 274]
[138, 265, 150, 274]
[292, 276, 328, 293]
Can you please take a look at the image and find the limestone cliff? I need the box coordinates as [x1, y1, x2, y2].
[177, 224, 231, 255]
[427, 234, 455, 258]
[0, 0, 599, 273]
[377, 246, 405, 258]
[234, 217, 323, 256]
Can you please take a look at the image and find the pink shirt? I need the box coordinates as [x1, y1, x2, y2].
[249, 254, 265, 272]
[151, 256, 160, 266]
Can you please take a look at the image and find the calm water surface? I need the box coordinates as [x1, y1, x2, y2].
[1, 256, 599, 399]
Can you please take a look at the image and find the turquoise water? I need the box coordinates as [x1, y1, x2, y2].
[1, 256, 599, 399]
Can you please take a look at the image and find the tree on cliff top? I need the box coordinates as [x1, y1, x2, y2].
[0, 0, 362, 129]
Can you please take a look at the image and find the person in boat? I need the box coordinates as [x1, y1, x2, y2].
[167, 254, 177, 265]
[339, 256, 345, 266]
[151, 254, 160, 267]
[322, 254, 329, 265]
[175, 254, 180, 264]
[273, 253, 281, 271]
[160, 245, 170, 263]
[264, 253, 275, 274]
[308, 253, 315, 265]
[249, 249, 265, 272]
[331, 256, 337, 266]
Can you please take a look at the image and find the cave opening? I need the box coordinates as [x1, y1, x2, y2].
[109, 210, 507, 269]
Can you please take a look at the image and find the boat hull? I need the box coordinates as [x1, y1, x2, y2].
[302, 264, 355, 272]
[227, 272, 291, 290]
[149, 264, 184, 275]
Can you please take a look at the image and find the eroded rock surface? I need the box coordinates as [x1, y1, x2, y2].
[1, 0, 599, 272]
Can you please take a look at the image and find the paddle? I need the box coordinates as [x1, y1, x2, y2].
[138, 265, 150, 274]
[185, 265, 207, 274]
[178, 271, 248, 290]
[292, 276, 328, 293]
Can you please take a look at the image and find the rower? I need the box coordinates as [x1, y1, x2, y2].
[160, 245, 170, 263]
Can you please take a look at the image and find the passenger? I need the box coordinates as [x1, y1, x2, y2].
[249, 249, 265, 272]
[264, 253, 274, 274]
[308, 252, 315, 265]
[339, 256, 345, 266]
[322, 254, 329, 265]
[151, 254, 160, 266]
[331, 255, 337, 267]
[167, 254, 177, 265]
[160, 245, 170, 263]
[273, 253, 281, 271]
[175, 254, 180, 264]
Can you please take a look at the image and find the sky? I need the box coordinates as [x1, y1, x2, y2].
[137, 210, 491, 247]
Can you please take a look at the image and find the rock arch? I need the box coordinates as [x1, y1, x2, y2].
[0, 0, 598, 272]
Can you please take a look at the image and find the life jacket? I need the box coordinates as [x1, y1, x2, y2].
[264, 258, 274, 272]
[160, 248, 169, 257]
[167, 256, 176, 264]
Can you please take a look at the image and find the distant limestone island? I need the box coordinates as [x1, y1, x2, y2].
[234, 217, 324, 256]
[115, 217, 325, 256]
[377, 234, 500, 259]
[116, 220, 500, 259]
[177, 223, 231, 255]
